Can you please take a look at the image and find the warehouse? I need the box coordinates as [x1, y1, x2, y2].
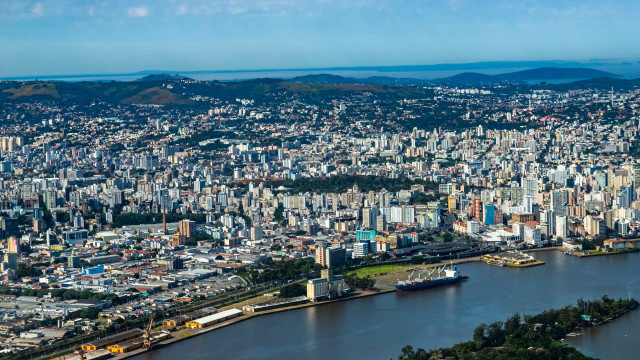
[107, 337, 144, 353]
[185, 309, 242, 328]
[107, 332, 171, 353]
[66, 349, 112, 360]
[163, 307, 217, 327]
[81, 329, 143, 351]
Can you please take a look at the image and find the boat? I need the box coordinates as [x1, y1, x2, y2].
[395, 264, 468, 292]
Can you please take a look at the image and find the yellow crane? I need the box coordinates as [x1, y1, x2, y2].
[73, 344, 86, 360]
[142, 317, 154, 349]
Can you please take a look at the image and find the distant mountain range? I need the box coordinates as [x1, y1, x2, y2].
[0, 68, 637, 107]
[5, 59, 634, 81]
[135, 74, 193, 82]
[288, 74, 431, 86]
[290, 67, 618, 86]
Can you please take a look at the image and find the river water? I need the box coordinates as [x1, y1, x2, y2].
[131, 251, 640, 360]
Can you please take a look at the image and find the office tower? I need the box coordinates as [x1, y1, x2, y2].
[7, 237, 19, 255]
[556, 216, 568, 239]
[376, 214, 387, 232]
[178, 220, 196, 238]
[522, 177, 537, 213]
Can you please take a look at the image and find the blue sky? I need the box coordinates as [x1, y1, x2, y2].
[1, 0, 639, 77]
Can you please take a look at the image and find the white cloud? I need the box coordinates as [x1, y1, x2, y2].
[227, 1, 247, 14]
[176, 4, 188, 15]
[30, 2, 44, 17]
[128, 6, 149, 17]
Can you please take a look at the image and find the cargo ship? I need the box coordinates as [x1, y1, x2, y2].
[395, 264, 468, 292]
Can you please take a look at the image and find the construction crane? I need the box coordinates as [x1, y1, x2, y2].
[142, 317, 154, 349]
[73, 344, 86, 360]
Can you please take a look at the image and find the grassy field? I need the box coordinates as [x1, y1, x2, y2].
[587, 250, 606, 255]
[348, 264, 411, 277]
[4, 83, 59, 98]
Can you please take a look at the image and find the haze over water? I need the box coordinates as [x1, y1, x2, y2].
[6, 61, 640, 82]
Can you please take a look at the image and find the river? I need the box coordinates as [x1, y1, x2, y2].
[131, 251, 640, 360]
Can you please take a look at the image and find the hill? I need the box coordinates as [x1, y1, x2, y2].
[0, 77, 432, 106]
[499, 67, 615, 81]
[435, 67, 617, 84]
[135, 73, 192, 82]
[3, 82, 60, 98]
[435, 72, 498, 84]
[545, 77, 640, 91]
[290, 74, 360, 84]
[121, 86, 186, 105]
[287, 67, 616, 86]
[289, 74, 430, 86]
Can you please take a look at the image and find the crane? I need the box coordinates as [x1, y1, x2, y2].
[142, 317, 154, 349]
[73, 344, 86, 360]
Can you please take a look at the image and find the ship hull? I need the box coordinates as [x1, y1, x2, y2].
[395, 276, 462, 292]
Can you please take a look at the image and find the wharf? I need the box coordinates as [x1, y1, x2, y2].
[482, 251, 545, 268]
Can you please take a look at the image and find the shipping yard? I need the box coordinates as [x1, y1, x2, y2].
[482, 250, 545, 267]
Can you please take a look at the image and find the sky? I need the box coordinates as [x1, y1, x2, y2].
[1, 0, 640, 77]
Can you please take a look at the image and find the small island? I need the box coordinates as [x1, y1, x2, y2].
[396, 296, 638, 360]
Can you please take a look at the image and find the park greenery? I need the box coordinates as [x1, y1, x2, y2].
[278, 283, 306, 298]
[0, 287, 121, 303]
[235, 258, 322, 285]
[14, 264, 43, 277]
[397, 296, 638, 360]
[185, 232, 214, 247]
[344, 273, 375, 290]
[409, 193, 438, 204]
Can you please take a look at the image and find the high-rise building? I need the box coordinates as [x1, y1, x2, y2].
[522, 177, 537, 213]
[483, 204, 495, 226]
[172, 233, 186, 247]
[556, 216, 568, 239]
[250, 225, 263, 241]
[376, 214, 387, 232]
[362, 207, 379, 229]
[551, 190, 568, 216]
[315, 244, 346, 268]
[178, 220, 196, 238]
[7, 237, 20, 255]
[3, 253, 17, 270]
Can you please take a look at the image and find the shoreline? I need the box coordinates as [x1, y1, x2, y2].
[557, 246, 640, 258]
[103, 289, 395, 360]
[55, 252, 549, 360]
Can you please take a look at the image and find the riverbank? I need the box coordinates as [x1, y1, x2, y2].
[64, 257, 484, 360]
[118, 251, 640, 360]
[559, 246, 640, 258]
[68, 288, 394, 360]
[397, 296, 639, 360]
[59, 250, 587, 360]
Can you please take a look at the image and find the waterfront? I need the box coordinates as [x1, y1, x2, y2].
[130, 251, 640, 360]
[565, 301, 640, 359]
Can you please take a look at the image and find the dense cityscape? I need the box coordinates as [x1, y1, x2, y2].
[0, 73, 637, 359]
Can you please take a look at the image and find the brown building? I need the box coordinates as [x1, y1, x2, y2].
[171, 233, 186, 247]
[7, 237, 19, 255]
[178, 220, 196, 238]
[511, 212, 538, 224]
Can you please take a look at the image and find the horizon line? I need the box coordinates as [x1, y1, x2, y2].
[0, 58, 630, 81]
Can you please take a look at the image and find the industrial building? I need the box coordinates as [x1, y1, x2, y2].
[306, 269, 346, 302]
[81, 329, 143, 351]
[107, 331, 170, 353]
[184, 308, 243, 328]
[162, 307, 217, 327]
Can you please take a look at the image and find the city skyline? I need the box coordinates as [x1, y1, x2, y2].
[2, 0, 640, 77]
